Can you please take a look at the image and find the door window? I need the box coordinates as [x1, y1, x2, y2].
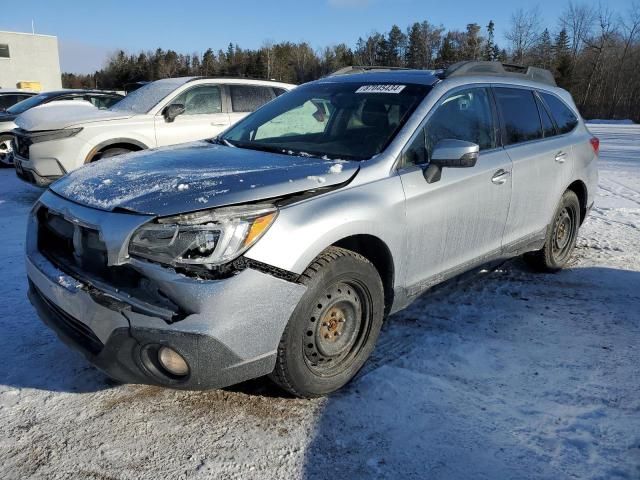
[494, 88, 543, 145]
[404, 87, 495, 167]
[230, 85, 276, 112]
[171, 85, 222, 115]
[540, 92, 578, 134]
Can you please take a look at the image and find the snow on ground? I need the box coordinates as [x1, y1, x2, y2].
[0, 125, 639, 479]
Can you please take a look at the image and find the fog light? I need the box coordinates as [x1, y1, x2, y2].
[157, 346, 189, 377]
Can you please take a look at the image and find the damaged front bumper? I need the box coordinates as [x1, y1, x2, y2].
[25, 193, 306, 389]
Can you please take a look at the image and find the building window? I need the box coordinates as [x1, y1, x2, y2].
[0, 44, 9, 58]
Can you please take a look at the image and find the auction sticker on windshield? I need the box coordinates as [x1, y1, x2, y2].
[356, 85, 406, 94]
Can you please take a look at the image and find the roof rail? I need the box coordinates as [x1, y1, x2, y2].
[328, 66, 413, 77]
[442, 61, 557, 87]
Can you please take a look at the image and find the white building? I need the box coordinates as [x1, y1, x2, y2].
[0, 31, 62, 91]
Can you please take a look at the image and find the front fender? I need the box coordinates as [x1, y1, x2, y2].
[244, 174, 407, 280]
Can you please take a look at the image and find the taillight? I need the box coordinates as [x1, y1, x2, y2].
[590, 137, 600, 155]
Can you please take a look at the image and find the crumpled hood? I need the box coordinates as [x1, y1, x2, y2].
[50, 141, 358, 216]
[15, 102, 133, 131]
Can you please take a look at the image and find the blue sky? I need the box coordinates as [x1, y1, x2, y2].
[0, 0, 631, 73]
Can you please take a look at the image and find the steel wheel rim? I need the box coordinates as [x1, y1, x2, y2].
[551, 206, 577, 261]
[303, 280, 372, 377]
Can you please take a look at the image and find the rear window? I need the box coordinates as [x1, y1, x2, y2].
[540, 92, 578, 134]
[230, 85, 276, 112]
[494, 88, 542, 145]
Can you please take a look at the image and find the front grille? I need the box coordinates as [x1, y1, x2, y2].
[31, 281, 104, 354]
[37, 207, 110, 279]
[13, 131, 30, 159]
[36, 206, 184, 321]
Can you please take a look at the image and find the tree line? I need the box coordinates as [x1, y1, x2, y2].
[63, 1, 640, 121]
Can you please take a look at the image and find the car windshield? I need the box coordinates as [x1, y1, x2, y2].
[109, 78, 191, 114]
[221, 81, 431, 160]
[6, 93, 51, 114]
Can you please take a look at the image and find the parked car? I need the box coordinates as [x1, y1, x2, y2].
[0, 89, 123, 167]
[0, 88, 37, 110]
[25, 62, 598, 397]
[13, 77, 295, 186]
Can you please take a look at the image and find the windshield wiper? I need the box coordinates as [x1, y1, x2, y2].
[207, 136, 235, 148]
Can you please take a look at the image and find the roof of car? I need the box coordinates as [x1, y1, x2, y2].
[41, 88, 122, 97]
[317, 70, 441, 86]
[0, 89, 38, 94]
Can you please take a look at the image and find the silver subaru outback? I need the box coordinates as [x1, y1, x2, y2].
[26, 62, 598, 397]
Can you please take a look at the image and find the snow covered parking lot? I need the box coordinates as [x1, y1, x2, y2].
[0, 124, 639, 480]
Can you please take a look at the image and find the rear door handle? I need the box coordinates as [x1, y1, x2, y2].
[555, 151, 568, 163]
[491, 169, 510, 185]
[211, 122, 228, 126]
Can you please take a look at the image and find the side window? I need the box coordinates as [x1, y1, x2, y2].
[171, 85, 222, 115]
[273, 88, 287, 97]
[426, 87, 495, 159]
[230, 85, 276, 112]
[540, 92, 578, 134]
[404, 127, 428, 166]
[0, 95, 16, 109]
[494, 88, 543, 145]
[404, 87, 495, 167]
[535, 93, 556, 138]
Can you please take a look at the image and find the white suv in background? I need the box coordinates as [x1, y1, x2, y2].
[13, 77, 295, 186]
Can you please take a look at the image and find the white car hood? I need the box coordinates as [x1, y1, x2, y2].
[15, 101, 134, 131]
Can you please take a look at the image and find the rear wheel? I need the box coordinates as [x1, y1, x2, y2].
[92, 147, 132, 161]
[270, 247, 385, 397]
[0, 134, 14, 167]
[524, 190, 580, 272]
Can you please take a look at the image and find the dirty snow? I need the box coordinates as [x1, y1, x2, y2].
[0, 124, 639, 479]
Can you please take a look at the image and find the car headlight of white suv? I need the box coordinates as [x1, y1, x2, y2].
[129, 204, 277, 268]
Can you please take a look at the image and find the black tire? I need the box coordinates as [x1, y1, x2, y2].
[524, 190, 581, 272]
[270, 246, 385, 398]
[93, 147, 132, 161]
[0, 134, 14, 167]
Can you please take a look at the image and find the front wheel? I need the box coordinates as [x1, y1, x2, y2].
[0, 134, 14, 167]
[524, 190, 581, 272]
[270, 247, 385, 397]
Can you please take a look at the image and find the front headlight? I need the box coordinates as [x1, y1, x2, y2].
[27, 127, 83, 144]
[129, 204, 277, 268]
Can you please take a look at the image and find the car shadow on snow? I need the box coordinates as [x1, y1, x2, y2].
[300, 263, 640, 480]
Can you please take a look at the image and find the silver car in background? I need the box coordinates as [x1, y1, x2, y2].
[26, 62, 598, 397]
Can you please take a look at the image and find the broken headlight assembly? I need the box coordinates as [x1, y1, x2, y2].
[129, 204, 277, 268]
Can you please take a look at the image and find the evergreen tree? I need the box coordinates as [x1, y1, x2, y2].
[554, 28, 573, 87]
[484, 20, 496, 61]
[406, 22, 428, 68]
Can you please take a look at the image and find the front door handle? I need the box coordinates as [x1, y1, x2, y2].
[555, 151, 568, 163]
[491, 169, 510, 185]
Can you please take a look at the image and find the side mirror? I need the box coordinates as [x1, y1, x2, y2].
[163, 103, 185, 123]
[423, 139, 479, 184]
[431, 139, 479, 168]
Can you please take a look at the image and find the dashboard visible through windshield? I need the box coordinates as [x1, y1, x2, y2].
[221, 82, 431, 160]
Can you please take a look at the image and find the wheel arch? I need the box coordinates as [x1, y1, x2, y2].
[331, 234, 395, 316]
[566, 179, 588, 225]
[85, 138, 149, 163]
